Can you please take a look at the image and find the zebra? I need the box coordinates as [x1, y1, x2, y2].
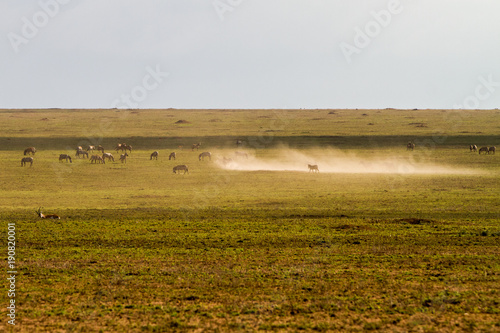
[406, 142, 415, 151]
[478, 146, 489, 154]
[86, 145, 96, 153]
[21, 157, 33, 167]
[469, 145, 478, 152]
[173, 165, 188, 174]
[308, 164, 319, 173]
[150, 151, 159, 160]
[192, 143, 201, 151]
[76, 149, 88, 158]
[199, 152, 211, 161]
[90, 155, 105, 164]
[97, 145, 105, 153]
[119, 153, 128, 163]
[24, 147, 36, 155]
[59, 154, 72, 163]
[169, 152, 176, 160]
[489, 146, 496, 154]
[102, 153, 114, 162]
[124, 144, 132, 153]
[35, 207, 60, 219]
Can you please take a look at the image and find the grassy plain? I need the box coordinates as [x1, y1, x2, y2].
[0, 108, 499, 332]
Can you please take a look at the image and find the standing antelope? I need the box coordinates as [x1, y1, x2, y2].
[102, 153, 114, 162]
[308, 164, 319, 173]
[36, 207, 60, 219]
[173, 165, 188, 174]
[120, 153, 128, 163]
[169, 152, 176, 160]
[24, 147, 36, 155]
[150, 151, 159, 160]
[199, 152, 211, 161]
[21, 157, 33, 167]
[59, 154, 72, 163]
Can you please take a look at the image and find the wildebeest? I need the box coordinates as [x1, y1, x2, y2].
[35, 207, 60, 219]
[469, 145, 478, 152]
[199, 152, 211, 161]
[308, 164, 319, 173]
[24, 147, 36, 155]
[102, 153, 114, 162]
[489, 146, 496, 154]
[150, 151, 159, 160]
[173, 165, 188, 174]
[406, 142, 415, 151]
[478, 146, 489, 154]
[21, 157, 33, 167]
[59, 154, 72, 163]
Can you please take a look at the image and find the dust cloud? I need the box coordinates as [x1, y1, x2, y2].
[215, 148, 476, 175]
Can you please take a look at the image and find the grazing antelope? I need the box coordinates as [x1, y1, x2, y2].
[192, 143, 201, 151]
[102, 153, 114, 162]
[90, 155, 105, 164]
[235, 151, 248, 159]
[169, 152, 176, 160]
[59, 154, 72, 163]
[489, 146, 496, 154]
[308, 164, 319, 173]
[150, 151, 159, 160]
[86, 145, 96, 153]
[469, 145, 478, 152]
[478, 146, 489, 154]
[173, 165, 188, 174]
[97, 145, 105, 153]
[406, 142, 415, 151]
[36, 207, 60, 219]
[120, 153, 128, 163]
[24, 147, 36, 155]
[76, 149, 88, 158]
[21, 157, 33, 167]
[199, 152, 211, 161]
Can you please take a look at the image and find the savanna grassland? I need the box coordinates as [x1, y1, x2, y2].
[0, 108, 499, 332]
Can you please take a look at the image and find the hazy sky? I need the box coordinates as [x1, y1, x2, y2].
[1, 0, 499, 109]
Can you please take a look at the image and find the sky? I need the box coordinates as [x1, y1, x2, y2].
[1, 0, 500, 110]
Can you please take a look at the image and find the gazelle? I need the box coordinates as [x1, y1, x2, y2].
[36, 207, 60, 219]
[24, 147, 36, 155]
[21, 157, 33, 167]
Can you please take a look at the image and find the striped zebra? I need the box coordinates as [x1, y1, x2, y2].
[169, 152, 176, 160]
[489, 146, 496, 154]
[173, 165, 188, 174]
[97, 145, 105, 153]
[59, 154, 72, 163]
[90, 155, 105, 164]
[119, 153, 128, 163]
[21, 157, 33, 167]
[478, 146, 489, 154]
[308, 164, 319, 173]
[192, 143, 201, 151]
[76, 149, 88, 158]
[469, 145, 477, 152]
[406, 142, 415, 151]
[24, 147, 36, 155]
[102, 153, 114, 162]
[86, 145, 96, 153]
[150, 151, 159, 160]
[199, 152, 211, 161]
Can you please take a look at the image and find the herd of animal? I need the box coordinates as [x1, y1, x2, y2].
[469, 144, 496, 154]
